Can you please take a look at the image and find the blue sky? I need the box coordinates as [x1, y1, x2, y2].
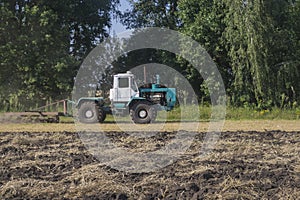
[111, 0, 131, 34]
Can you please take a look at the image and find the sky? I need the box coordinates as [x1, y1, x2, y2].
[111, 0, 131, 34]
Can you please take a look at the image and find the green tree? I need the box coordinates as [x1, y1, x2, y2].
[0, 0, 117, 110]
[178, 0, 231, 103]
[121, 0, 179, 29]
[265, 0, 300, 107]
[222, 0, 281, 107]
[120, 0, 300, 108]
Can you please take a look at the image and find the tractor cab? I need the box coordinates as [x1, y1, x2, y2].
[109, 71, 139, 104]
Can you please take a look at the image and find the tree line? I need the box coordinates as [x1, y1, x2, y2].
[0, 0, 117, 110]
[1, 0, 299, 110]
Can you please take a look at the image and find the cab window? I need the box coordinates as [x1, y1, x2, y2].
[119, 78, 129, 88]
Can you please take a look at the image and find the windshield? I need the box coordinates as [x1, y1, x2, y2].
[131, 77, 138, 92]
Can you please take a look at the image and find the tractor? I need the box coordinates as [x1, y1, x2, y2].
[76, 71, 176, 124]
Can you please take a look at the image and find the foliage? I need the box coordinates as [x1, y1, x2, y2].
[0, 0, 299, 111]
[0, 0, 117, 110]
[121, 0, 179, 29]
[120, 0, 300, 108]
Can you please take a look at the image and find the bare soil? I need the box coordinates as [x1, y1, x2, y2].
[0, 129, 300, 199]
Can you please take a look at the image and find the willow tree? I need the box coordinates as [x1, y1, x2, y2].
[223, 0, 272, 107]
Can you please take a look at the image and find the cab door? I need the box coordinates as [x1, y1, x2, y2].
[116, 77, 132, 102]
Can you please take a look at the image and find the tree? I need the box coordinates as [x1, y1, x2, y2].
[265, 0, 300, 107]
[222, 0, 280, 107]
[121, 0, 179, 29]
[120, 0, 299, 108]
[0, 0, 118, 110]
[178, 0, 231, 103]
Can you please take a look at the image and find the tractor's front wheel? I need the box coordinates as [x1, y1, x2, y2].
[98, 108, 106, 123]
[78, 102, 99, 123]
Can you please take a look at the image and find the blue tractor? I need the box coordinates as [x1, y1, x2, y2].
[76, 71, 176, 124]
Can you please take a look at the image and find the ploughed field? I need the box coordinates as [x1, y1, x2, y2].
[0, 129, 300, 199]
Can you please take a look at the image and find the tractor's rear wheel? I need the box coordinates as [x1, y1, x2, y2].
[130, 102, 156, 124]
[78, 102, 99, 123]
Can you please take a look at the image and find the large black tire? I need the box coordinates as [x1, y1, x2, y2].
[98, 108, 106, 123]
[78, 102, 99, 123]
[130, 102, 156, 124]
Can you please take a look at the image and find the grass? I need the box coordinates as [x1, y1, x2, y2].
[1, 106, 299, 126]
[160, 106, 300, 121]
[152, 105, 300, 121]
[102, 106, 300, 122]
[225, 106, 300, 120]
